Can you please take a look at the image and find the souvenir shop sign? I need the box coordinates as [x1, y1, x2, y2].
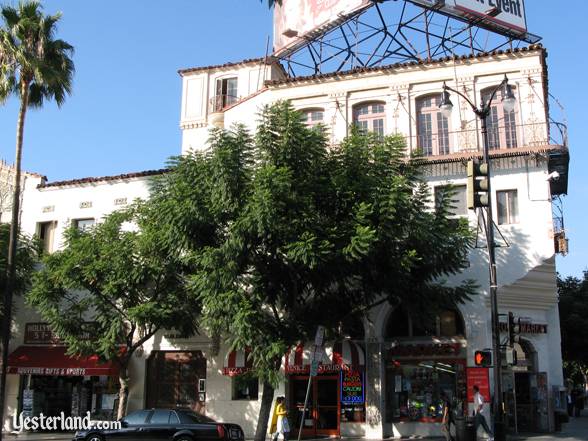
[388, 343, 462, 359]
[466, 367, 490, 402]
[341, 369, 364, 404]
[24, 322, 96, 345]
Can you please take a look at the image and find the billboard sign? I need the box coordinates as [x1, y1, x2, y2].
[408, 0, 528, 36]
[274, 0, 372, 56]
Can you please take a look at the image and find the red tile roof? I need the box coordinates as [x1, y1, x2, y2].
[38, 169, 168, 189]
[178, 57, 281, 76]
[265, 44, 545, 86]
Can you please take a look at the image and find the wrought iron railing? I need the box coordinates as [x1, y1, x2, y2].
[209, 94, 239, 113]
[406, 120, 567, 157]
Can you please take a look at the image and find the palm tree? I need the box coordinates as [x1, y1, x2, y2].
[0, 2, 74, 438]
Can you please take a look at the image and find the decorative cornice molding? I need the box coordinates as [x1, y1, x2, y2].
[180, 121, 208, 130]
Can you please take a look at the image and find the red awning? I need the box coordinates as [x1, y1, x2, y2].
[8, 346, 120, 377]
[285, 340, 365, 374]
[222, 348, 253, 376]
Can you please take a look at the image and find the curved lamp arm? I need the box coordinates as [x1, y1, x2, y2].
[441, 75, 510, 118]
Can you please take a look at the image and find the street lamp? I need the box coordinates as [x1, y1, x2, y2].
[439, 75, 514, 441]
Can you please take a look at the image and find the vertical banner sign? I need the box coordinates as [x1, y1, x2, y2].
[341, 369, 365, 404]
[466, 367, 490, 402]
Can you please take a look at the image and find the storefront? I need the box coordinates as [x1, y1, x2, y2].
[285, 340, 366, 438]
[146, 351, 207, 413]
[7, 345, 120, 420]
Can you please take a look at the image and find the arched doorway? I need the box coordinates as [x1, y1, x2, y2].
[383, 306, 468, 425]
[503, 339, 548, 433]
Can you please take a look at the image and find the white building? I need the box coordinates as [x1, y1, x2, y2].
[3, 44, 570, 439]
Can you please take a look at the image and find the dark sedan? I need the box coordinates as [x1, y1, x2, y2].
[73, 409, 245, 441]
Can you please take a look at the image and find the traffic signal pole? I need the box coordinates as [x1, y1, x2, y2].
[480, 113, 506, 441]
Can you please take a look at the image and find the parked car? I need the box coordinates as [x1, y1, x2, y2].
[73, 408, 245, 441]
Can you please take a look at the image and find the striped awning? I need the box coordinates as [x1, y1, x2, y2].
[222, 348, 253, 376]
[285, 340, 365, 374]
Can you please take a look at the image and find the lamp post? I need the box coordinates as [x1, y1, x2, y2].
[439, 76, 516, 441]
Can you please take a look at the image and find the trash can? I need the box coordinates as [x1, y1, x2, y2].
[454, 416, 476, 441]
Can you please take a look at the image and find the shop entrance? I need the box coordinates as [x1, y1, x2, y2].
[290, 375, 340, 437]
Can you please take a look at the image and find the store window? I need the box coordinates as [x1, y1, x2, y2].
[385, 307, 464, 338]
[232, 375, 259, 400]
[146, 351, 207, 412]
[353, 102, 385, 138]
[387, 360, 466, 422]
[416, 95, 451, 156]
[301, 108, 324, 128]
[497, 190, 519, 225]
[434, 185, 467, 216]
[482, 86, 518, 150]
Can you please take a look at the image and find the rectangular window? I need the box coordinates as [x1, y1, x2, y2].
[485, 107, 500, 150]
[232, 376, 259, 400]
[436, 113, 450, 155]
[37, 221, 57, 254]
[215, 77, 238, 110]
[73, 218, 95, 231]
[417, 113, 433, 156]
[497, 190, 519, 225]
[372, 118, 384, 139]
[504, 109, 518, 148]
[435, 185, 467, 216]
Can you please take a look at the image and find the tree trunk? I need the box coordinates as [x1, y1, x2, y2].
[117, 365, 130, 420]
[254, 381, 275, 441]
[0, 80, 29, 441]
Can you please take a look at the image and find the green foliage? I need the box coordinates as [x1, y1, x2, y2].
[558, 272, 588, 381]
[148, 101, 476, 386]
[0, 1, 74, 107]
[27, 205, 198, 365]
[0, 223, 39, 321]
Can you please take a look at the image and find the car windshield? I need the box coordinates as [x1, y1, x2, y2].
[179, 411, 216, 424]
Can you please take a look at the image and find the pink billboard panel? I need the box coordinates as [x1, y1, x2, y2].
[274, 0, 372, 56]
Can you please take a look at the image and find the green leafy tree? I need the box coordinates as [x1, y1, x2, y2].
[27, 205, 198, 419]
[149, 102, 475, 440]
[0, 223, 39, 322]
[558, 272, 588, 386]
[0, 2, 74, 433]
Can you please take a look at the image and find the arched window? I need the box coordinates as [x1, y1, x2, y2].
[353, 102, 385, 138]
[385, 307, 465, 338]
[300, 108, 324, 127]
[416, 95, 451, 156]
[481, 85, 518, 149]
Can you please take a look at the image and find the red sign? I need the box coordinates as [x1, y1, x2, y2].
[466, 367, 490, 402]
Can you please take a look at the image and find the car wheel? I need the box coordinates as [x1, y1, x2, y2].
[86, 434, 104, 441]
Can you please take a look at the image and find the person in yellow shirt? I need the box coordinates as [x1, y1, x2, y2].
[269, 396, 290, 441]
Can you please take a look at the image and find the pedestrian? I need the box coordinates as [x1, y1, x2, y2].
[574, 388, 585, 417]
[440, 392, 455, 441]
[567, 387, 574, 417]
[473, 385, 494, 441]
[269, 396, 290, 441]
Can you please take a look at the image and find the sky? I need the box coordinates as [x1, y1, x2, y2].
[0, 0, 586, 278]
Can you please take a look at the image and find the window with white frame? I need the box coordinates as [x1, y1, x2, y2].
[73, 218, 95, 231]
[213, 77, 238, 111]
[300, 108, 324, 127]
[353, 102, 385, 138]
[434, 185, 467, 216]
[497, 190, 519, 225]
[416, 95, 451, 156]
[482, 86, 518, 150]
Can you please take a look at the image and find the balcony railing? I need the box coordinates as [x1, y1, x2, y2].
[408, 120, 567, 158]
[209, 94, 239, 113]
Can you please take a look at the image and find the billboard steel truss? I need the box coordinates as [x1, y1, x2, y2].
[275, 0, 541, 77]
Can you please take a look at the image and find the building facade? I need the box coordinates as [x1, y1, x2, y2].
[2, 44, 570, 439]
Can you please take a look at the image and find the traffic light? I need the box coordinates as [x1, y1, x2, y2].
[467, 159, 489, 209]
[474, 350, 492, 367]
[508, 312, 521, 346]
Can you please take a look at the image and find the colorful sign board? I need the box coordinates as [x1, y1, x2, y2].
[273, 0, 372, 55]
[408, 0, 528, 36]
[466, 367, 490, 402]
[341, 369, 365, 404]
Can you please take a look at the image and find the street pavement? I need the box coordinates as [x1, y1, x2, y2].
[2, 415, 588, 440]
